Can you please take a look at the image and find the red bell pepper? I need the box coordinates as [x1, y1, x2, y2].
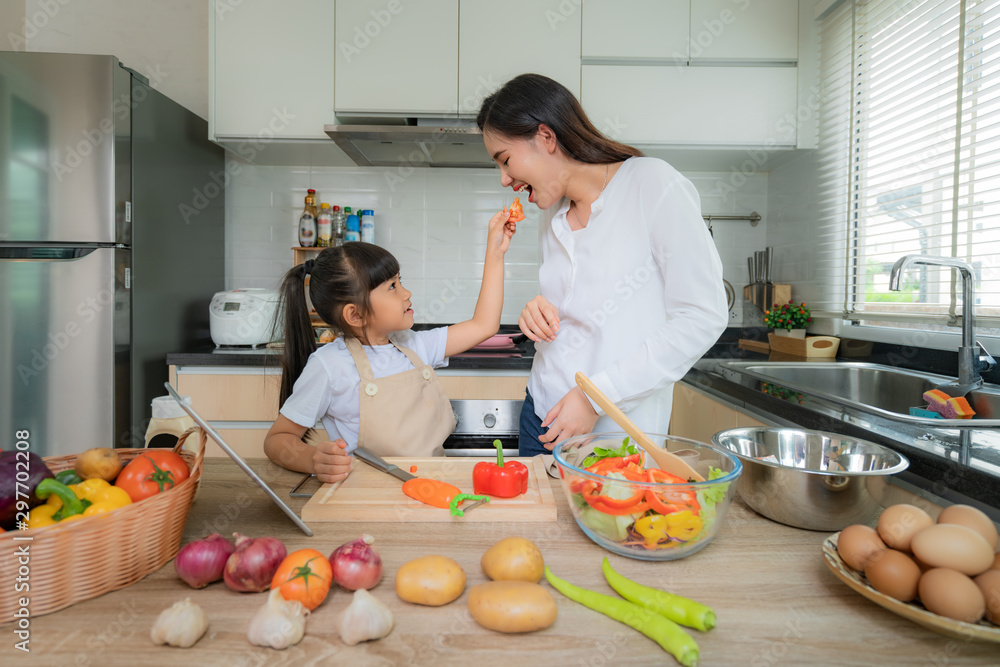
[643, 469, 700, 515]
[473, 439, 528, 498]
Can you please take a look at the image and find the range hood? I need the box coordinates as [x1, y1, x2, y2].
[324, 119, 495, 169]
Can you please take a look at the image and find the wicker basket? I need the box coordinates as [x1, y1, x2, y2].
[0, 428, 206, 623]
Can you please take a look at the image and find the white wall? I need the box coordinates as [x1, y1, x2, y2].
[18, 0, 208, 119]
[225, 163, 768, 325]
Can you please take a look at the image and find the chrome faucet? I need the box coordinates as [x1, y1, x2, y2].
[889, 254, 997, 391]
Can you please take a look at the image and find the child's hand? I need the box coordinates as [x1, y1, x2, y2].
[487, 207, 515, 257]
[313, 439, 353, 483]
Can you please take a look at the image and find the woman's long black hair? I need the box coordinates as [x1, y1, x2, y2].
[476, 73, 643, 163]
[275, 242, 400, 407]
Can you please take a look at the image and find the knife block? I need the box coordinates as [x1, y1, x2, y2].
[743, 283, 791, 312]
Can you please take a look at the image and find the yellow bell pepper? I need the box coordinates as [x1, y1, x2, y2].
[75, 478, 111, 502]
[82, 486, 132, 516]
[634, 511, 704, 548]
[27, 504, 58, 529]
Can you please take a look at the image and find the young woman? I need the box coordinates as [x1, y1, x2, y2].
[264, 210, 514, 483]
[477, 73, 729, 456]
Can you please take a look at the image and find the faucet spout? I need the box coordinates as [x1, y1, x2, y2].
[888, 254, 994, 391]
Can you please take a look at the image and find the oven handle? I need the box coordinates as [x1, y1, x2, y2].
[445, 448, 519, 458]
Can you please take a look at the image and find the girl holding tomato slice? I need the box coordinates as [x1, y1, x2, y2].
[477, 74, 729, 456]
[264, 218, 514, 483]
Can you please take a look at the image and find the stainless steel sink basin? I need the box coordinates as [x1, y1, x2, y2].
[716, 361, 1000, 427]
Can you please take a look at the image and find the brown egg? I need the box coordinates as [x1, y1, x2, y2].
[877, 504, 934, 552]
[838, 524, 887, 572]
[911, 524, 995, 576]
[919, 568, 986, 623]
[864, 549, 921, 602]
[973, 569, 1000, 624]
[937, 504, 999, 550]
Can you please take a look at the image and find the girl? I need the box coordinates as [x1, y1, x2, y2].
[264, 211, 514, 483]
[476, 73, 729, 456]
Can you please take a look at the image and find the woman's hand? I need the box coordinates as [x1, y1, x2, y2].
[538, 386, 599, 449]
[518, 295, 560, 343]
[487, 207, 515, 257]
[313, 439, 354, 483]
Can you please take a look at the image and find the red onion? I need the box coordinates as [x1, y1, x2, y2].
[329, 534, 383, 591]
[174, 533, 235, 588]
[223, 533, 287, 592]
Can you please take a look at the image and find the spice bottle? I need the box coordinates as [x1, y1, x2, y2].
[317, 203, 333, 247]
[297, 189, 317, 247]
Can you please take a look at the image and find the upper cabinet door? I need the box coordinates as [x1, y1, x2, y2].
[689, 0, 798, 62]
[212, 0, 335, 139]
[336, 0, 458, 116]
[582, 0, 689, 61]
[458, 0, 581, 114]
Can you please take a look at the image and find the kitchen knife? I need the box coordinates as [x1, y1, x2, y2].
[353, 446, 415, 482]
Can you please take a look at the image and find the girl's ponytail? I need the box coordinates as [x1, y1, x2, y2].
[277, 261, 316, 407]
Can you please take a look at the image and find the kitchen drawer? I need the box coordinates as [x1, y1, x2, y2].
[173, 369, 281, 422]
[669, 382, 767, 443]
[436, 373, 528, 400]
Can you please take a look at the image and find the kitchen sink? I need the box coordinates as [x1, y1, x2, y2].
[716, 361, 1000, 427]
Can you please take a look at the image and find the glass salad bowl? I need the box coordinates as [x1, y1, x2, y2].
[552, 433, 743, 561]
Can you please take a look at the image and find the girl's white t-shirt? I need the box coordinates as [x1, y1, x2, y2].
[279, 327, 450, 453]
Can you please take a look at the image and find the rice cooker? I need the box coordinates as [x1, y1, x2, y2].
[209, 289, 282, 347]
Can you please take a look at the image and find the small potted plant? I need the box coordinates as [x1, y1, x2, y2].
[764, 301, 811, 338]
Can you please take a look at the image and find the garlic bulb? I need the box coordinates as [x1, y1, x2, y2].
[150, 598, 208, 648]
[247, 588, 309, 649]
[337, 588, 394, 646]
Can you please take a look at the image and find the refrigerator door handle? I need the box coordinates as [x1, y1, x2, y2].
[0, 247, 102, 261]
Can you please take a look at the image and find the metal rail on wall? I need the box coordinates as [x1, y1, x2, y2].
[703, 211, 761, 236]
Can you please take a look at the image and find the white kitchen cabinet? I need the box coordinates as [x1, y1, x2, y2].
[335, 0, 458, 116]
[582, 0, 689, 61]
[689, 0, 798, 62]
[458, 0, 581, 113]
[582, 65, 799, 146]
[210, 0, 335, 140]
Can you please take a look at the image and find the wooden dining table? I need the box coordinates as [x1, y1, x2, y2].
[2, 457, 997, 666]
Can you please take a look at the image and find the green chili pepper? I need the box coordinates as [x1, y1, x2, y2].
[34, 478, 91, 520]
[602, 558, 716, 632]
[544, 566, 699, 667]
[55, 470, 82, 486]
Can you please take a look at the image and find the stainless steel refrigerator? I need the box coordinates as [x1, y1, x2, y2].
[0, 52, 225, 456]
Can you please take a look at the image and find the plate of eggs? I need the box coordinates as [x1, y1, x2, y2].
[823, 503, 1000, 641]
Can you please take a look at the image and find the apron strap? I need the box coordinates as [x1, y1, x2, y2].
[345, 338, 376, 381]
[388, 334, 432, 372]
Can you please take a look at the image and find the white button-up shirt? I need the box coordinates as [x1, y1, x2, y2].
[528, 157, 729, 437]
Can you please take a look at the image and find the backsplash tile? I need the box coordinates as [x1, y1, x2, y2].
[226, 164, 768, 326]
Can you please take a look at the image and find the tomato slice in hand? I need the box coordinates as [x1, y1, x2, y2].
[114, 450, 190, 502]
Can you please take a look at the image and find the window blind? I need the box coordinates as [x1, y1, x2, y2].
[817, 0, 1000, 331]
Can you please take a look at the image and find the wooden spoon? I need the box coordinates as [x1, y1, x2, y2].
[575, 372, 705, 482]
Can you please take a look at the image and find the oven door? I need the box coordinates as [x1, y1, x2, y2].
[442, 399, 521, 457]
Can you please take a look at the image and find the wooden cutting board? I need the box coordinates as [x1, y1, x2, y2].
[301, 456, 558, 523]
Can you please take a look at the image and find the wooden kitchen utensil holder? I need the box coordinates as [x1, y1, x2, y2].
[767, 333, 841, 358]
[743, 283, 792, 312]
[0, 429, 205, 622]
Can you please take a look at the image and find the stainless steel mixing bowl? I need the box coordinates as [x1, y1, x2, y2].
[711, 427, 910, 531]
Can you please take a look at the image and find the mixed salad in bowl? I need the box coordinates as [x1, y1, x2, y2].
[553, 433, 743, 561]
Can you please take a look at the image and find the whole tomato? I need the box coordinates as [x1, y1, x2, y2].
[271, 548, 332, 611]
[114, 450, 190, 502]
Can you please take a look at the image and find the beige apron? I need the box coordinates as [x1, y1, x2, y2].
[346, 337, 456, 458]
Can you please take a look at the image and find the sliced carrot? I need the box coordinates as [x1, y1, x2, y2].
[402, 478, 462, 509]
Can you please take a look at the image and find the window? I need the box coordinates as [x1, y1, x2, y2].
[818, 0, 1000, 335]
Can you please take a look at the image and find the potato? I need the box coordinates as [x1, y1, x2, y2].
[395, 555, 466, 606]
[467, 581, 558, 633]
[75, 447, 122, 482]
[481, 537, 544, 583]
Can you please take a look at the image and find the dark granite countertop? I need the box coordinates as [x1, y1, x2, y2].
[687, 328, 1000, 516]
[167, 324, 533, 371]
